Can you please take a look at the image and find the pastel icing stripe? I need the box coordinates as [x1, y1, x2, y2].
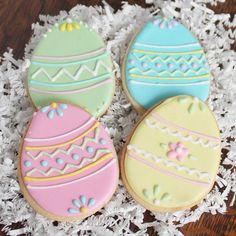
[123, 16, 210, 110]
[122, 95, 221, 211]
[20, 102, 118, 220]
[27, 20, 115, 117]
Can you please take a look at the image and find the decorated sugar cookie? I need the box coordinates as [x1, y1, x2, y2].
[121, 96, 221, 212]
[27, 19, 115, 117]
[123, 16, 210, 112]
[18, 103, 118, 221]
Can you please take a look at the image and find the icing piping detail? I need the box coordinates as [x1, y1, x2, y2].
[25, 122, 99, 151]
[26, 159, 116, 190]
[151, 112, 220, 142]
[24, 152, 112, 182]
[26, 127, 101, 160]
[68, 195, 95, 214]
[129, 73, 210, 80]
[142, 185, 171, 205]
[41, 103, 67, 119]
[134, 42, 200, 49]
[133, 49, 204, 55]
[59, 21, 80, 32]
[129, 80, 209, 87]
[31, 61, 112, 82]
[25, 149, 110, 177]
[32, 47, 106, 62]
[145, 119, 220, 149]
[32, 53, 107, 67]
[167, 142, 188, 162]
[127, 151, 210, 187]
[127, 145, 211, 180]
[24, 117, 95, 142]
[29, 77, 112, 95]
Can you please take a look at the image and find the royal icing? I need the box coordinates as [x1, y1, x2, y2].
[27, 19, 115, 117]
[121, 95, 221, 211]
[123, 17, 210, 110]
[19, 103, 118, 220]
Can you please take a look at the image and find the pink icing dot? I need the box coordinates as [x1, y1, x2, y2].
[129, 59, 135, 65]
[180, 64, 187, 70]
[155, 63, 162, 68]
[168, 63, 174, 69]
[159, 22, 164, 29]
[142, 62, 148, 68]
[192, 63, 198, 68]
[167, 23, 172, 29]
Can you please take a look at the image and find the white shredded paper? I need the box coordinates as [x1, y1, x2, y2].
[0, 1, 236, 235]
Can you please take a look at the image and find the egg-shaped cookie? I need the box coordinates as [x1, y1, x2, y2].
[18, 102, 118, 221]
[123, 16, 210, 112]
[27, 19, 115, 117]
[121, 96, 221, 212]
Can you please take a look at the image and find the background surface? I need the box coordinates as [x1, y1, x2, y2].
[0, 0, 235, 235]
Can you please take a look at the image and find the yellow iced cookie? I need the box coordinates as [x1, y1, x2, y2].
[120, 95, 221, 212]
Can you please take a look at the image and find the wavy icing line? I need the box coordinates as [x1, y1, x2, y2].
[127, 151, 210, 187]
[32, 47, 106, 62]
[25, 149, 110, 177]
[129, 73, 210, 80]
[133, 49, 204, 55]
[30, 73, 111, 87]
[134, 42, 200, 49]
[127, 145, 210, 179]
[129, 80, 209, 87]
[24, 152, 113, 182]
[145, 119, 220, 149]
[132, 53, 205, 64]
[31, 53, 108, 67]
[29, 77, 112, 95]
[128, 67, 208, 77]
[26, 159, 116, 190]
[26, 127, 101, 160]
[151, 113, 220, 142]
[31, 60, 112, 82]
[25, 122, 99, 151]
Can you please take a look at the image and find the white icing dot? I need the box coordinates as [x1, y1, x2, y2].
[176, 147, 182, 154]
[194, 97, 199, 102]
[67, 18, 72, 23]
[48, 28, 52, 33]
[43, 34, 47, 38]
[54, 23, 59, 27]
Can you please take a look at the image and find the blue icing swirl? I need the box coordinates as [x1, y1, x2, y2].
[124, 17, 210, 109]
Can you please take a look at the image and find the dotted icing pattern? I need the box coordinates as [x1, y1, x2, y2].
[20, 103, 118, 219]
[27, 19, 115, 118]
[124, 16, 210, 110]
[123, 96, 221, 211]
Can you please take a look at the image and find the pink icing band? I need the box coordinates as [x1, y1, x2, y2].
[29, 77, 112, 95]
[25, 117, 95, 142]
[151, 113, 220, 143]
[128, 151, 210, 187]
[26, 159, 116, 190]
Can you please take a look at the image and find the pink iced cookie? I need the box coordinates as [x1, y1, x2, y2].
[18, 102, 119, 221]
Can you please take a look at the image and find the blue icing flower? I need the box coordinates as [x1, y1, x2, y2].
[124, 16, 210, 110]
[41, 102, 68, 119]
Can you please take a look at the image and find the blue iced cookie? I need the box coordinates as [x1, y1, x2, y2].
[123, 16, 210, 111]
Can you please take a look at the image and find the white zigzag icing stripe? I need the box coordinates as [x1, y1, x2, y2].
[145, 119, 220, 149]
[26, 149, 110, 177]
[127, 145, 211, 180]
[26, 128, 100, 160]
[133, 53, 205, 64]
[31, 60, 112, 82]
[128, 67, 208, 77]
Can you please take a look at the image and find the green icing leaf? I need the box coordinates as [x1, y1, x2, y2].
[142, 189, 151, 199]
[199, 102, 206, 112]
[153, 185, 160, 196]
[161, 193, 171, 201]
[188, 154, 197, 160]
[177, 96, 188, 104]
[160, 143, 168, 149]
[188, 103, 195, 114]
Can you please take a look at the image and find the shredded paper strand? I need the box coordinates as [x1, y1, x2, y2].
[0, 1, 236, 235]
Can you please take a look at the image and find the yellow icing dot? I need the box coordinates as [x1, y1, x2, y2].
[80, 206, 87, 214]
[59, 22, 66, 32]
[51, 102, 57, 108]
[73, 22, 80, 30]
[66, 23, 73, 32]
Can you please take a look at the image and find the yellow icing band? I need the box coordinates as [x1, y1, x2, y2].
[133, 49, 204, 55]
[25, 122, 99, 151]
[130, 73, 210, 80]
[24, 153, 113, 182]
